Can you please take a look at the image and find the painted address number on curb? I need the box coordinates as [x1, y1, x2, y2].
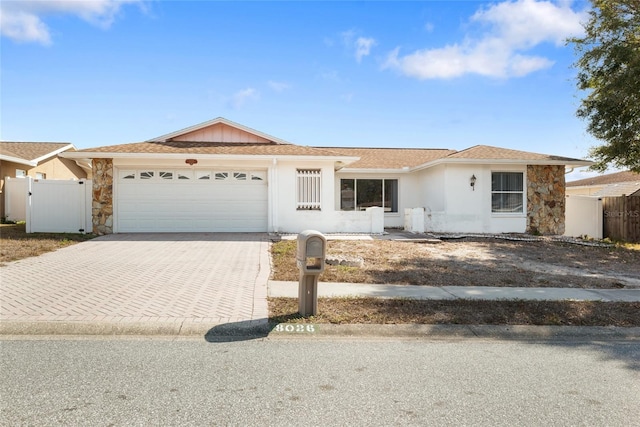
[274, 324, 316, 333]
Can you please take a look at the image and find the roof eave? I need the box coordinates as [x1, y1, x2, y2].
[413, 158, 593, 170]
[61, 151, 360, 163]
[0, 154, 37, 167]
[338, 167, 413, 174]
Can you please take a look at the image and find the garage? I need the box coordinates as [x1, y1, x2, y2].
[116, 168, 268, 232]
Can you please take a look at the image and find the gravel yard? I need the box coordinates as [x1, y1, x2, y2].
[271, 235, 640, 289]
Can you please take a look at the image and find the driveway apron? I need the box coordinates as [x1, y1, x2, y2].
[0, 233, 269, 324]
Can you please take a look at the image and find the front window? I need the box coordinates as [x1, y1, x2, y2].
[492, 172, 523, 213]
[16, 169, 26, 178]
[340, 178, 398, 212]
[35, 172, 46, 179]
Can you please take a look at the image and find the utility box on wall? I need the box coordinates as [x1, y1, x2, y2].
[404, 207, 425, 233]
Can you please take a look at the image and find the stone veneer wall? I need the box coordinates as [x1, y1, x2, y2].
[92, 158, 113, 235]
[526, 165, 565, 235]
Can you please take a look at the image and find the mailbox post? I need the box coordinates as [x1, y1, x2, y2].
[296, 230, 326, 316]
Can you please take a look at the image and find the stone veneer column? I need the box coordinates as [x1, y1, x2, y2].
[526, 165, 565, 235]
[92, 158, 113, 235]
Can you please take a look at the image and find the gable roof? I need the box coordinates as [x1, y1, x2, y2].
[60, 118, 592, 170]
[65, 117, 360, 162]
[0, 142, 75, 166]
[566, 170, 640, 187]
[148, 117, 292, 145]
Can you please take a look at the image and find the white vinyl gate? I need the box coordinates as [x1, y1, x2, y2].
[564, 195, 603, 239]
[4, 177, 92, 233]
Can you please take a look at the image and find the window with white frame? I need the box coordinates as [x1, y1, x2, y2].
[491, 172, 524, 213]
[297, 169, 321, 210]
[340, 178, 398, 212]
[15, 169, 26, 178]
[35, 172, 46, 179]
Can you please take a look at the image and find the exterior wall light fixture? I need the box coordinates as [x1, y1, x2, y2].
[470, 174, 477, 190]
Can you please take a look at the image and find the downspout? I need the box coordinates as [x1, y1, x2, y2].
[74, 159, 93, 177]
[270, 158, 278, 233]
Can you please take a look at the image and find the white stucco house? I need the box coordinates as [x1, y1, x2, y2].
[62, 117, 591, 235]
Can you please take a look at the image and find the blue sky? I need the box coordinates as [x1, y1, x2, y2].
[1, 0, 603, 180]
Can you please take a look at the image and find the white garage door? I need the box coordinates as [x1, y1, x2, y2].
[116, 168, 268, 232]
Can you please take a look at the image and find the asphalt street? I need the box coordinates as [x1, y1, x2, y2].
[1, 336, 638, 426]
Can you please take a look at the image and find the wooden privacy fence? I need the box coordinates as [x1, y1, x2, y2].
[603, 196, 640, 242]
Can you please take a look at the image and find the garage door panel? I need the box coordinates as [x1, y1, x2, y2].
[117, 169, 268, 232]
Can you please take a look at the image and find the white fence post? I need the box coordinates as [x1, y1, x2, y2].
[26, 177, 33, 233]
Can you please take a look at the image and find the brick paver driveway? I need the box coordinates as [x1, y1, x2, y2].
[0, 233, 269, 324]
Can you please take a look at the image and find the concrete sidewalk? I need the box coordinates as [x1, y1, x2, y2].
[268, 281, 640, 302]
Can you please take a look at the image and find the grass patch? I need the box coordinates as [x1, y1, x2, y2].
[621, 242, 640, 251]
[269, 298, 640, 327]
[0, 223, 96, 265]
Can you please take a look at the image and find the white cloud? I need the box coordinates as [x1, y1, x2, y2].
[268, 81, 291, 92]
[471, 0, 585, 47]
[384, 0, 588, 79]
[341, 29, 377, 62]
[0, 10, 52, 45]
[0, 0, 145, 45]
[355, 37, 376, 63]
[229, 88, 260, 109]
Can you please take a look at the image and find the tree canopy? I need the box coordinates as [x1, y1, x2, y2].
[570, 0, 640, 172]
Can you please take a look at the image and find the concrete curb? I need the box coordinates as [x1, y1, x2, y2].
[287, 324, 640, 341]
[2, 321, 639, 341]
[0, 320, 269, 337]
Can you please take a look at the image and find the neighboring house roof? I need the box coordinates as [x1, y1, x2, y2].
[591, 182, 640, 197]
[566, 171, 640, 197]
[0, 142, 75, 166]
[566, 170, 640, 187]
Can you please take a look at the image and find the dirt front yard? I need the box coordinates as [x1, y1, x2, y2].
[271, 236, 640, 289]
[0, 223, 95, 266]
